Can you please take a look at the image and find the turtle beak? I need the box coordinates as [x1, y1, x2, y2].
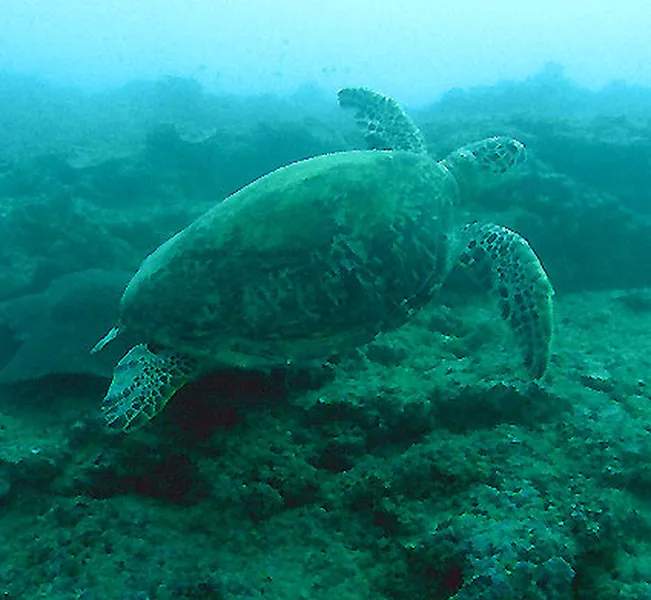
[498, 137, 526, 170]
[512, 139, 526, 167]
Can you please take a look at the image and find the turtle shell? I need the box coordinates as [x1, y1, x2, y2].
[118, 150, 457, 368]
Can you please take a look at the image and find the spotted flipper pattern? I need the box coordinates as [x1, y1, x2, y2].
[337, 87, 427, 154]
[101, 344, 197, 431]
[457, 222, 553, 378]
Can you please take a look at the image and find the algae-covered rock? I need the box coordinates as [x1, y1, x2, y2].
[0, 269, 131, 383]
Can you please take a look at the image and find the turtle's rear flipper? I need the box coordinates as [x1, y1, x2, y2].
[456, 222, 554, 378]
[101, 344, 196, 431]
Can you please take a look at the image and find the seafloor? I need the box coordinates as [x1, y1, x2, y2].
[1, 71, 651, 599]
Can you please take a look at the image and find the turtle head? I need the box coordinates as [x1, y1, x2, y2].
[441, 136, 526, 200]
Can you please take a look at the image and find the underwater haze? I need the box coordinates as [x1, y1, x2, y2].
[2, 0, 651, 102]
[3, 2, 651, 599]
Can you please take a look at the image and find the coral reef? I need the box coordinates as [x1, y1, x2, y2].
[1, 73, 651, 598]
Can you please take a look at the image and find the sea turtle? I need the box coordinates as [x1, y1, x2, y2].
[92, 87, 553, 431]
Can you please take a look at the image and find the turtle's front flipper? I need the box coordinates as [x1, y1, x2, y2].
[101, 344, 197, 431]
[337, 87, 427, 154]
[455, 222, 554, 378]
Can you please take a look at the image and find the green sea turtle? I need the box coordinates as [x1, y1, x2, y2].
[92, 87, 553, 431]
